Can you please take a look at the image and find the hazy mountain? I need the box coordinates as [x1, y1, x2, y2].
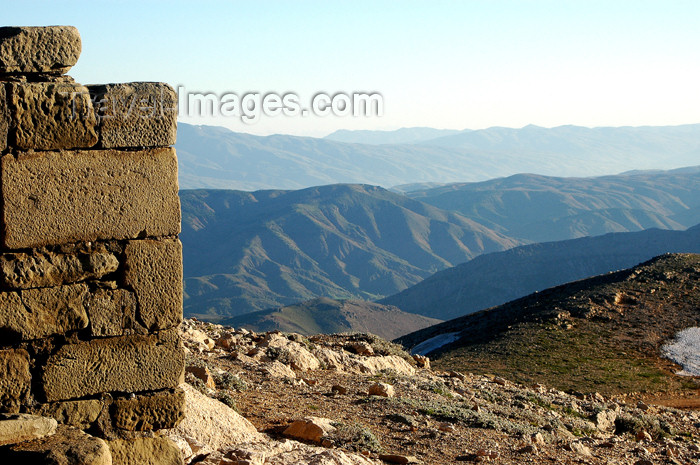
[422, 124, 700, 168]
[396, 254, 700, 395]
[381, 224, 700, 321]
[223, 297, 442, 340]
[175, 123, 700, 190]
[407, 169, 700, 243]
[180, 185, 519, 320]
[324, 127, 460, 145]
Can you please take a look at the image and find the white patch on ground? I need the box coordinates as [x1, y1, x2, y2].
[411, 332, 461, 356]
[662, 327, 700, 376]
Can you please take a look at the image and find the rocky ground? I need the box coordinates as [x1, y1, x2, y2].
[173, 319, 700, 465]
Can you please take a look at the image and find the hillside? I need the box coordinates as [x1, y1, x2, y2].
[407, 168, 700, 243]
[179, 318, 700, 465]
[175, 123, 700, 190]
[397, 254, 700, 396]
[180, 185, 519, 320]
[381, 224, 700, 321]
[222, 297, 441, 340]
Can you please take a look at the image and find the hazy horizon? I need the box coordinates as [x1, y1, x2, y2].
[5, 0, 700, 137]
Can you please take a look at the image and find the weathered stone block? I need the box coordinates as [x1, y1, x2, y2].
[0, 84, 7, 152]
[0, 245, 119, 289]
[0, 349, 30, 413]
[113, 388, 184, 431]
[89, 82, 177, 148]
[0, 425, 111, 465]
[33, 399, 104, 429]
[87, 288, 142, 337]
[41, 329, 184, 402]
[1, 147, 181, 249]
[0, 284, 89, 342]
[124, 239, 183, 331]
[108, 436, 182, 465]
[9, 82, 98, 150]
[0, 414, 57, 446]
[0, 26, 81, 74]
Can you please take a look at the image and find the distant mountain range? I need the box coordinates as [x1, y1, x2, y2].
[181, 167, 700, 321]
[175, 123, 700, 190]
[222, 297, 441, 340]
[406, 168, 700, 242]
[180, 185, 518, 320]
[395, 254, 700, 395]
[381, 224, 700, 321]
[324, 127, 460, 145]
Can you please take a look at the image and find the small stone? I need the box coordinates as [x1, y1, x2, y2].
[186, 365, 216, 389]
[438, 422, 455, 433]
[368, 382, 395, 398]
[569, 441, 592, 456]
[0, 414, 57, 446]
[283, 417, 336, 443]
[593, 409, 617, 433]
[377, 453, 420, 463]
[518, 444, 538, 454]
[532, 432, 545, 445]
[412, 354, 430, 369]
[346, 341, 374, 356]
[331, 384, 347, 395]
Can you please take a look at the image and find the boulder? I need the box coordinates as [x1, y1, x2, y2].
[166, 384, 261, 461]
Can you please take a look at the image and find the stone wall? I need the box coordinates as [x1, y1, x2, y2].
[0, 26, 184, 465]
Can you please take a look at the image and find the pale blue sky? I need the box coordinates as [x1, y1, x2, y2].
[4, 1, 700, 136]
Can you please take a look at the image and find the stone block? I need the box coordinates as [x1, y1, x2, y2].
[1, 147, 181, 249]
[0, 84, 7, 152]
[108, 436, 182, 465]
[89, 82, 177, 148]
[87, 288, 142, 337]
[124, 239, 183, 331]
[0, 245, 119, 289]
[113, 388, 185, 431]
[0, 349, 30, 413]
[0, 425, 111, 465]
[0, 284, 89, 342]
[0, 413, 57, 446]
[41, 329, 184, 402]
[33, 399, 104, 429]
[0, 26, 81, 74]
[9, 81, 98, 150]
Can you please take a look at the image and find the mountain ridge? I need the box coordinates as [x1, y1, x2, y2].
[380, 224, 700, 321]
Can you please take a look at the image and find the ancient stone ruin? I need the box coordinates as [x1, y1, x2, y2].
[0, 26, 184, 464]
